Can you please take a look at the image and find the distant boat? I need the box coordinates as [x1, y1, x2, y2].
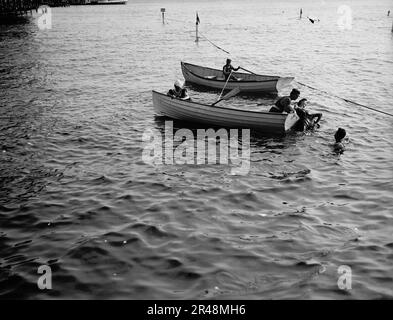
[152, 91, 299, 134]
[90, 0, 128, 4]
[181, 62, 294, 94]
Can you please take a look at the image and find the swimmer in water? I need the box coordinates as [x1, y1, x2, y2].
[333, 128, 347, 153]
[294, 98, 322, 131]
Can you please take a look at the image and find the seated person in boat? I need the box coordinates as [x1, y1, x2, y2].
[222, 59, 240, 81]
[167, 79, 190, 100]
[294, 98, 322, 131]
[333, 128, 347, 154]
[269, 88, 300, 113]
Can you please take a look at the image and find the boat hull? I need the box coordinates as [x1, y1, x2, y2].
[152, 91, 298, 134]
[181, 62, 294, 94]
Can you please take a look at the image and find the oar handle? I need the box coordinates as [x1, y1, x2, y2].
[239, 66, 257, 75]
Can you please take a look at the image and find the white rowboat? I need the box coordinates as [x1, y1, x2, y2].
[152, 91, 299, 134]
[181, 62, 294, 94]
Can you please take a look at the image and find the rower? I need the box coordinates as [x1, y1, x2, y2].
[167, 79, 190, 100]
[269, 88, 300, 113]
[222, 59, 240, 81]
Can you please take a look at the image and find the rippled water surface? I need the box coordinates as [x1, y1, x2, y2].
[1, 0, 393, 299]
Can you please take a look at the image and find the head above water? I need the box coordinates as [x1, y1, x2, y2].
[297, 98, 308, 108]
[174, 79, 184, 91]
[334, 128, 346, 142]
[290, 88, 300, 100]
[226, 58, 232, 65]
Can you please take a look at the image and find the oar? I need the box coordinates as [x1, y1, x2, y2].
[239, 66, 257, 75]
[217, 69, 234, 101]
[211, 87, 240, 106]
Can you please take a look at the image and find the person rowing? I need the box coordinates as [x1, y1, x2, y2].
[269, 88, 300, 113]
[223, 59, 240, 81]
[294, 98, 322, 131]
[167, 79, 190, 100]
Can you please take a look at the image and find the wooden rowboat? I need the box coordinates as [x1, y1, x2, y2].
[152, 91, 299, 134]
[181, 62, 294, 94]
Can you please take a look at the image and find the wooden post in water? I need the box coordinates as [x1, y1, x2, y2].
[195, 12, 200, 42]
[195, 23, 199, 42]
[161, 8, 165, 24]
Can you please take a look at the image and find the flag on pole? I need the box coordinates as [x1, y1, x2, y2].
[196, 12, 200, 25]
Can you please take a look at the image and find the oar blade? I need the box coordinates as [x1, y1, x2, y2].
[211, 87, 240, 106]
[222, 87, 241, 100]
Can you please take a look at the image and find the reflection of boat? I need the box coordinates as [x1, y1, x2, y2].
[181, 62, 294, 94]
[90, 0, 128, 4]
[152, 91, 299, 134]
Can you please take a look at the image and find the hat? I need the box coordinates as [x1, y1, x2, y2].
[334, 128, 346, 142]
[174, 79, 184, 89]
[291, 88, 300, 95]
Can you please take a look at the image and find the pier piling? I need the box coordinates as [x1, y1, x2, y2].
[161, 7, 165, 24]
[195, 12, 200, 42]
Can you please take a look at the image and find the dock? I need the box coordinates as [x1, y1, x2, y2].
[0, 0, 69, 20]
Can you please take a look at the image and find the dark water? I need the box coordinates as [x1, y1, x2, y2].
[1, 0, 393, 299]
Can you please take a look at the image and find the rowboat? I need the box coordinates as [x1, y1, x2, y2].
[181, 62, 294, 94]
[152, 91, 299, 134]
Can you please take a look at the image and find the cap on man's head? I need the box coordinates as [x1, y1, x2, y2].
[334, 127, 346, 142]
[297, 98, 307, 107]
[291, 88, 300, 95]
[226, 58, 231, 64]
[174, 79, 184, 89]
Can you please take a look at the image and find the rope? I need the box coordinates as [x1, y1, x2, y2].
[199, 32, 231, 54]
[298, 82, 393, 117]
[164, 15, 232, 55]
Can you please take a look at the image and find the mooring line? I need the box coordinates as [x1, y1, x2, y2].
[199, 32, 231, 54]
[298, 82, 393, 117]
[164, 15, 232, 55]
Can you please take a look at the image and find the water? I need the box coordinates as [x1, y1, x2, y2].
[0, 0, 392, 299]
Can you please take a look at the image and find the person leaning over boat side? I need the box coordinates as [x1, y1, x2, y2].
[294, 98, 322, 131]
[167, 79, 190, 100]
[269, 88, 300, 113]
[223, 59, 240, 81]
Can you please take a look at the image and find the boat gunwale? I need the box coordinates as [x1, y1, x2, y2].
[181, 61, 280, 84]
[152, 90, 288, 118]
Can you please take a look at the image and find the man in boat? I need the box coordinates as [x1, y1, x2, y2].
[294, 98, 322, 131]
[222, 59, 240, 81]
[167, 79, 190, 100]
[269, 88, 300, 113]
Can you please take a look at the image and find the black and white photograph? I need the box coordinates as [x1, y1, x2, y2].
[0, 0, 392, 303]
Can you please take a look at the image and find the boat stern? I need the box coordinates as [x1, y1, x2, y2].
[152, 91, 166, 116]
[276, 77, 295, 92]
[284, 112, 299, 132]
